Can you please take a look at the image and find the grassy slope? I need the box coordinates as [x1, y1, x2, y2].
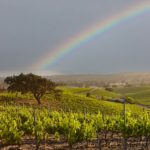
[113, 86, 150, 105]
[57, 87, 92, 94]
[79, 89, 118, 99]
[113, 86, 150, 94]
[51, 93, 147, 116]
[127, 90, 150, 105]
[0, 87, 147, 116]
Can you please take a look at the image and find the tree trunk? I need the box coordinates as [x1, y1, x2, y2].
[37, 99, 41, 106]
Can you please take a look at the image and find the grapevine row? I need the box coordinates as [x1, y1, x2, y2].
[0, 104, 150, 149]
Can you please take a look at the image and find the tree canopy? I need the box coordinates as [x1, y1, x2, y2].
[4, 73, 62, 105]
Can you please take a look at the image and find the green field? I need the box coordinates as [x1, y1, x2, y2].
[0, 87, 148, 116]
[79, 89, 118, 99]
[57, 87, 92, 94]
[1, 104, 150, 149]
[113, 86, 150, 106]
[113, 86, 150, 94]
[127, 90, 150, 105]
[55, 93, 148, 116]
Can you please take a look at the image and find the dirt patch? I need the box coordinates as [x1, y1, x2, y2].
[1, 132, 150, 150]
[13, 99, 62, 108]
[134, 101, 150, 109]
[74, 88, 98, 95]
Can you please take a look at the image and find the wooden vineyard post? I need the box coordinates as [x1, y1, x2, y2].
[69, 108, 70, 115]
[61, 108, 63, 118]
[97, 125, 100, 150]
[39, 105, 41, 116]
[143, 108, 145, 112]
[16, 109, 19, 125]
[65, 105, 66, 115]
[123, 99, 126, 150]
[30, 104, 32, 113]
[84, 103, 86, 121]
[34, 108, 38, 150]
[102, 111, 104, 125]
[48, 104, 50, 117]
[7, 109, 9, 120]
[78, 109, 80, 121]
[23, 103, 24, 111]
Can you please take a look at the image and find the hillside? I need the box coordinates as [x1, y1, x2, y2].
[113, 86, 150, 94]
[45, 71, 150, 85]
[0, 87, 146, 116]
[78, 89, 118, 99]
[113, 86, 150, 106]
[1, 71, 150, 88]
[127, 90, 150, 106]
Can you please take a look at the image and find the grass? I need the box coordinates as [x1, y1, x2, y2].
[0, 87, 148, 116]
[57, 87, 92, 94]
[79, 89, 118, 99]
[127, 90, 150, 105]
[113, 86, 150, 106]
[113, 86, 150, 94]
[52, 93, 147, 116]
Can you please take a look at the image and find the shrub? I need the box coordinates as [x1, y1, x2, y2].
[86, 92, 90, 97]
[125, 84, 132, 87]
[105, 88, 113, 92]
[125, 97, 134, 104]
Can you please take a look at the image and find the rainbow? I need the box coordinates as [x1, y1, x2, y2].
[32, 1, 150, 70]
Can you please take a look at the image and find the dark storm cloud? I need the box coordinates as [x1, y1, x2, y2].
[0, 0, 149, 76]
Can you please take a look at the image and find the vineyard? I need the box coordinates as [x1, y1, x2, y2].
[0, 91, 147, 116]
[0, 103, 150, 150]
[113, 86, 150, 106]
[113, 86, 150, 94]
[1, 87, 150, 149]
[56, 87, 92, 94]
[78, 89, 117, 99]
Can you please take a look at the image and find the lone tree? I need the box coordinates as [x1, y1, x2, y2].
[4, 73, 62, 105]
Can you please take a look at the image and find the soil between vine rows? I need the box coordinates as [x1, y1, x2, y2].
[1, 131, 150, 150]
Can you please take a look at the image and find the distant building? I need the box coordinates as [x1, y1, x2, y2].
[109, 83, 126, 87]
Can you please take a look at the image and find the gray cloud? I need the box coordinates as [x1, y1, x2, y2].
[0, 0, 149, 76]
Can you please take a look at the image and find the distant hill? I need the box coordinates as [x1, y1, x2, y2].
[44, 71, 150, 85]
[1, 71, 150, 87]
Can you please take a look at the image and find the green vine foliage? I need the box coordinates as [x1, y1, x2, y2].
[0, 104, 150, 149]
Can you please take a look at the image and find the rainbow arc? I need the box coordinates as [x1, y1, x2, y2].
[31, 1, 150, 70]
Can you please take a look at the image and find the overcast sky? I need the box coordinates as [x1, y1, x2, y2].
[0, 0, 150, 76]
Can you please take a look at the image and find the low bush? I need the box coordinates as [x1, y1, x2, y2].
[86, 92, 90, 97]
[125, 97, 134, 104]
[105, 88, 113, 92]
